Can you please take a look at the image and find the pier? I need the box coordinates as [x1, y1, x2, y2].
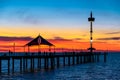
[0, 52, 107, 75]
[0, 12, 108, 75]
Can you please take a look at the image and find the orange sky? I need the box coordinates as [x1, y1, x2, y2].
[0, 35, 119, 52]
[0, 25, 119, 52]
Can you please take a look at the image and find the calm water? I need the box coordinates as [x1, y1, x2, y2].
[0, 52, 120, 80]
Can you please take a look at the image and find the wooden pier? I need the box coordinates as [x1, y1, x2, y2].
[0, 52, 107, 75]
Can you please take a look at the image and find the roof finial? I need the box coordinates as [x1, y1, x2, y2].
[39, 33, 40, 36]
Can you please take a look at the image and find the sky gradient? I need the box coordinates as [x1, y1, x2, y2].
[0, 0, 120, 52]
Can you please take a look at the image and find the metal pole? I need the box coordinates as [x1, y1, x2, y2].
[88, 12, 95, 53]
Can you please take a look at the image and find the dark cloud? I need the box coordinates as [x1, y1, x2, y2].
[0, 36, 33, 41]
[0, 49, 8, 52]
[52, 37, 72, 41]
[0, 36, 82, 42]
[94, 41, 107, 43]
[97, 37, 120, 40]
[105, 31, 120, 34]
[81, 34, 87, 37]
[74, 38, 82, 40]
[0, 45, 23, 48]
[49, 36, 82, 41]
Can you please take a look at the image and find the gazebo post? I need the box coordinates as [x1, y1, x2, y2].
[38, 45, 39, 53]
[49, 46, 51, 52]
[13, 43, 15, 55]
[54, 46, 56, 55]
[38, 45, 41, 53]
[28, 46, 30, 54]
[24, 46, 25, 53]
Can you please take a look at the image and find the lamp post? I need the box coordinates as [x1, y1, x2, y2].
[88, 12, 95, 53]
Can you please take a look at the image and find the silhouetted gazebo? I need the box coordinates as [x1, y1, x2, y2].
[24, 34, 54, 53]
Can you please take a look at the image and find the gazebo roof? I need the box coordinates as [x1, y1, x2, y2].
[25, 35, 54, 47]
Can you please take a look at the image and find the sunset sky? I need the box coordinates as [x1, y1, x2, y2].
[0, 0, 120, 52]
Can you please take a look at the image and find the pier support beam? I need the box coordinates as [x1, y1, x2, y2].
[92, 54, 94, 62]
[30, 58, 33, 72]
[46, 57, 49, 69]
[12, 58, 14, 74]
[94, 54, 97, 62]
[50, 57, 54, 69]
[68, 56, 70, 66]
[33, 58, 34, 71]
[57, 57, 60, 67]
[23, 58, 25, 72]
[20, 59, 22, 73]
[25, 58, 28, 71]
[72, 56, 75, 65]
[8, 59, 10, 74]
[104, 52, 107, 62]
[44, 58, 47, 69]
[0, 59, 1, 74]
[97, 54, 100, 62]
[80, 56, 82, 64]
[83, 55, 86, 63]
[39, 58, 41, 69]
[63, 56, 65, 66]
[38, 58, 41, 69]
[76, 56, 79, 64]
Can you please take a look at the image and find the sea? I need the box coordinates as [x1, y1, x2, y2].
[0, 52, 120, 80]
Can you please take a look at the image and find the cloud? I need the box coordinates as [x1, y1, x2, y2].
[97, 37, 120, 40]
[0, 49, 8, 52]
[105, 31, 120, 34]
[81, 34, 87, 37]
[9, 8, 41, 25]
[49, 36, 82, 41]
[51, 37, 72, 41]
[0, 36, 82, 42]
[0, 45, 23, 48]
[0, 36, 33, 41]
[23, 14, 40, 25]
[93, 41, 107, 43]
[16, 9, 40, 24]
[74, 38, 82, 40]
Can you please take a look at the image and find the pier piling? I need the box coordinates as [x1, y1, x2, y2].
[0, 59, 1, 74]
[12, 58, 14, 74]
[20, 59, 22, 73]
[57, 57, 60, 68]
[8, 59, 10, 74]
[104, 52, 107, 62]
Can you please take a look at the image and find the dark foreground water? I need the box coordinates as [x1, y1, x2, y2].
[0, 52, 120, 80]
